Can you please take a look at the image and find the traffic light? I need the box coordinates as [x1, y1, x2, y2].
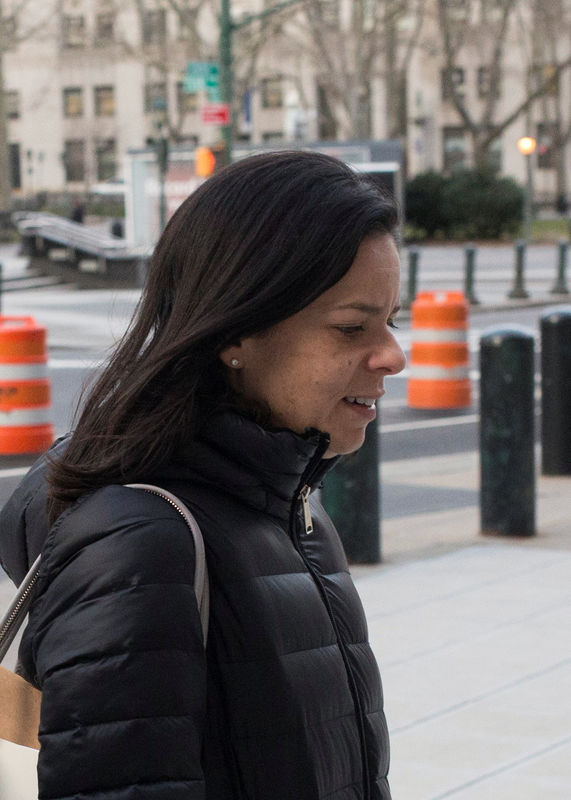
[195, 147, 216, 177]
[194, 144, 228, 177]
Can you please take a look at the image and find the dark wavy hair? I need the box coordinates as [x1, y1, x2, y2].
[47, 150, 399, 521]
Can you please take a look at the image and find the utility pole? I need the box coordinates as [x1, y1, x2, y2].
[219, 0, 308, 163]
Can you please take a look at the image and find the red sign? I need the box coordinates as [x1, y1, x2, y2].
[201, 103, 231, 125]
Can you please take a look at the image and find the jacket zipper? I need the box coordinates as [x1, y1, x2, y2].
[290, 453, 372, 799]
[298, 485, 314, 535]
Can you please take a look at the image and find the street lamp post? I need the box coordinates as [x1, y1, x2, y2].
[517, 136, 537, 243]
[156, 129, 169, 231]
[508, 137, 536, 300]
[152, 98, 169, 232]
[219, 0, 307, 163]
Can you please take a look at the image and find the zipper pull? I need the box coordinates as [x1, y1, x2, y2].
[298, 485, 314, 535]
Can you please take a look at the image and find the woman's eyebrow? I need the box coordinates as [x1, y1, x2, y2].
[333, 302, 383, 314]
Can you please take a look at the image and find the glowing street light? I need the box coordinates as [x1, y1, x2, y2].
[517, 136, 537, 156]
[517, 136, 537, 243]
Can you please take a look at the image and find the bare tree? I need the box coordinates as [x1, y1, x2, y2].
[284, 0, 426, 141]
[119, 0, 214, 142]
[437, 0, 571, 168]
[530, 0, 571, 200]
[0, 0, 58, 218]
[122, 0, 285, 143]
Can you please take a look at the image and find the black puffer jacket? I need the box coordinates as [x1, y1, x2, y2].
[0, 411, 391, 800]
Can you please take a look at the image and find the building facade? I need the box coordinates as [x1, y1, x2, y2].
[3, 0, 570, 204]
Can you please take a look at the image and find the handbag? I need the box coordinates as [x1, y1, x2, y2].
[0, 484, 209, 799]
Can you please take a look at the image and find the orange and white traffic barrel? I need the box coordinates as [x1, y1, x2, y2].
[407, 291, 471, 409]
[0, 316, 54, 455]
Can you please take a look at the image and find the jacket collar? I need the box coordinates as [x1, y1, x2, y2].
[169, 411, 336, 520]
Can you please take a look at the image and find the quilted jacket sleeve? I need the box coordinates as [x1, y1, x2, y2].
[20, 486, 207, 800]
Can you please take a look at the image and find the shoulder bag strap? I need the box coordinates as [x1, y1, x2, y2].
[0, 484, 209, 665]
[126, 484, 210, 646]
[0, 556, 41, 663]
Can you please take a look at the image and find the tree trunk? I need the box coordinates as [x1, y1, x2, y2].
[0, 4, 12, 221]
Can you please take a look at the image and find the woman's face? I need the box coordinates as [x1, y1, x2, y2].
[221, 233, 406, 457]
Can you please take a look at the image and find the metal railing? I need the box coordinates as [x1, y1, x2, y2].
[11, 211, 145, 260]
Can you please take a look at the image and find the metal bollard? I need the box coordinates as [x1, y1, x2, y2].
[403, 248, 419, 310]
[480, 326, 536, 536]
[464, 244, 480, 305]
[541, 306, 571, 474]
[550, 240, 570, 295]
[0, 261, 3, 314]
[321, 421, 381, 563]
[508, 239, 530, 299]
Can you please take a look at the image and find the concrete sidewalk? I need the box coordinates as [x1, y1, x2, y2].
[353, 451, 571, 799]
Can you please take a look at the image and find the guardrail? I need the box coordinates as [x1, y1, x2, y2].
[11, 211, 149, 287]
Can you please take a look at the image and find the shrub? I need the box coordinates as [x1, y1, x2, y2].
[405, 171, 448, 238]
[441, 167, 523, 239]
[405, 167, 524, 240]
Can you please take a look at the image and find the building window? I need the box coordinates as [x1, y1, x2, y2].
[447, 0, 469, 18]
[62, 15, 86, 48]
[442, 126, 466, 172]
[441, 67, 465, 102]
[481, 0, 505, 20]
[176, 134, 199, 147]
[63, 87, 83, 118]
[262, 131, 284, 143]
[143, 10, 166, 45]
[317, 83, 336, 140]
[95, 138, 116, 180]
[176, 82, 198, 114]
[144, 82, 168, 114]
[537, 122, 558, 169]
[477, 66, 500, 99]
[95, 12, 115, 44]
[63, 139, 85, 182]
[261, 77, 283, 109]
[9, 143, 21, 189]
[532, 64, 559, 97]
[3, 15, 17, 47]
[5, 91, 20, 120]
[94, 85, 115, 116]
[320, 0, 339, 26]
[488, 136, 502, 172]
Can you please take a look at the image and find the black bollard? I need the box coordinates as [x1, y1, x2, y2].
[550, 240, 570, 295]
[0, 261, 3, 314]
[508, 239, 530, 299]
[321, 420, 381, 563]
[464, 244, 480, 305]
[541, 306, 571, 474]
[403, 248, 419, 310]
[480, 326, 536, 536]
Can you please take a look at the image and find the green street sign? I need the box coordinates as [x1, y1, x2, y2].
[183, 61, 219, 93]
[205, 64, 220, 88]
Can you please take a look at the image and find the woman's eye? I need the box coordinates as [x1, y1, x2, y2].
[336, 325, 365, 336]
[388, 319, 399, 330]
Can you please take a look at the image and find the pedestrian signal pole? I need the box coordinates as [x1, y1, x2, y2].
[219, 0, 308, 163]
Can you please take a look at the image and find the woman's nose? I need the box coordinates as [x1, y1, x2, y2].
[368, 332, 406, 375]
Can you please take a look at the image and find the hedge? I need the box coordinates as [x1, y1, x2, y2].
[405, 167, 524, 240]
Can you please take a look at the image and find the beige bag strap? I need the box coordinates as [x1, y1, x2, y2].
[0, 484, 210, 752]
[1, 484, 209, 660]
[126, 484, 210, 645]
[0, 555, 41, 663]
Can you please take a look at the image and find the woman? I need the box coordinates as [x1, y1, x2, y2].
[0, 151, 405, 799]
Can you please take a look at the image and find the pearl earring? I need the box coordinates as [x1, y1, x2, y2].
[230, 358, 240, 368]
